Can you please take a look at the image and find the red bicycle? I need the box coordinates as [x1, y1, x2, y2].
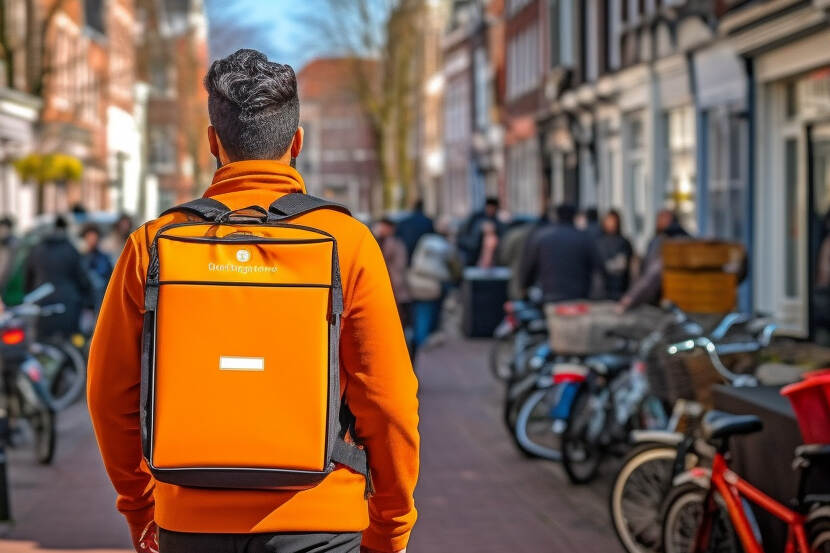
[661, 373, 830, 553]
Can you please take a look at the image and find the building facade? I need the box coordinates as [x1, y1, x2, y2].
[296, 58, 381, 218]
[136, 0, 211, 217]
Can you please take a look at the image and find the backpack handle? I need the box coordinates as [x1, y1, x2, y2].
[216, 205, 269, 225]
[268, 193, 351, 221]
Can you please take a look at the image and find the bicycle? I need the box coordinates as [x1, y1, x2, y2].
[661, 410, 830, 553]
[610, 313, 778, 553]
[559, 303, 704, 484]
[490, 298, 547, 381]
[0, 284, 62, 465]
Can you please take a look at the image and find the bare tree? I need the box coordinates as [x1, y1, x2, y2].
[313, 0, 426, 212]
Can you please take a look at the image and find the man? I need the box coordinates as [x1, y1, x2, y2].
[88, 49, 418, 553]
[373, 217, 411, 325]
[619, 208, 690, 311]
[102, 212, 134, 259]
[25, 215, 93, 338]
[395, 200, 433, 262]
[80, 223, 114, 312]
[457, 196, 503, 266]
[518, 204, 600, 303]
[497, 210, 549, 300]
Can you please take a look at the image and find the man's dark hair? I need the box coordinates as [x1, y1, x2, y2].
[0, 216, 13, 229]
[485, 197, 499, 208]
[204, 49, 300, 161]
[81, 223, 101, 238]
[556, 204, 576, 225]
[585, 207, 598, 223]
[54, 215, 69, 230]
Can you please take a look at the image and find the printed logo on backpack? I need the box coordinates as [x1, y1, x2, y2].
[138, 194, 369, 492]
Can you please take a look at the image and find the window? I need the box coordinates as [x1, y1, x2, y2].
[507, 138, 540, 215]
[507, 24, 540, 100]
[149, 126, 176, 173]
[664, 105, 696, 233]
[508, 0, 533, 16]
[607, 0, 622, 71]
[549, 0, 574, 69]
[84, 0, 106, 35]
[624, 111, 647, 239]
[150, 60, 175, 97]
[474, 46, 489, 131]
[444, 77, 470, 143]
[585, 0, 599, 81]
[707, 111, 747, 241]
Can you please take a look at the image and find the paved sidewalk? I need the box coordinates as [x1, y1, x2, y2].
[0, 339, 619, 552]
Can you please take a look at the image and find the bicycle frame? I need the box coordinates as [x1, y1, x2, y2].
[693, 453, 810, 553]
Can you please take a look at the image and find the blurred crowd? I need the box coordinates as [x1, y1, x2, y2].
[371, 199, 698, 355]
[0, 209, 135, 339]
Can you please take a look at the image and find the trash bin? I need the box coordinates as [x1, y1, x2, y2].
[461, 267, 510, 338]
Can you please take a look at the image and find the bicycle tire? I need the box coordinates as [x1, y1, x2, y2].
[513, 387, 563, 461]
[489, 335, 514, 381]
[807, 505, 830, 553]
[561, 384, 605, 485]
[33, 406, 56, 465]
[35, 340, 87, 411]
[662, 483, 743, 553]
[610, 443, 680, 553]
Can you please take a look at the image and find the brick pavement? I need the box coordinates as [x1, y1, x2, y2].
[0, 339, 620, 552]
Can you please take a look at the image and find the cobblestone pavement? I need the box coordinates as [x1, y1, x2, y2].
[0, 339, 620, 552]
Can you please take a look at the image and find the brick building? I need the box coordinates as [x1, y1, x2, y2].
[296, 57, 380, 218]
[136, 0, 211, 215]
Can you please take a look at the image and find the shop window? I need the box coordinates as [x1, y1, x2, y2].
[707, 111, 747, 242]
[84, 0, 106, 35]
[664, 105, 696, 233]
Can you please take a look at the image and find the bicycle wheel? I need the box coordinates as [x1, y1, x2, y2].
[503, 371, 540, 431]
[807, 505, 830, 552]
[489, 335, 514, 381]
[610, 443, 681, 553]
[662, 483, 743, 553]
[33, 340, 87, 411]
[561, 384, 605, 484]
[31, 406, 56, 465]
[513, 387, 563, 461]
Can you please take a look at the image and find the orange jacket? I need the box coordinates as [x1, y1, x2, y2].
[87, 161, 420, 553]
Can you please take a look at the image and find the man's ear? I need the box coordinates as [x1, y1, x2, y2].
[208, 126, 220, 158]
[291, 127, 304, 158]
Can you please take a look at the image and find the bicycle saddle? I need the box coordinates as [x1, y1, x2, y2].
[702, 410, 763, 441]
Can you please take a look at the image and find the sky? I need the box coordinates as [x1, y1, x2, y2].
[204, 0, 329, 70]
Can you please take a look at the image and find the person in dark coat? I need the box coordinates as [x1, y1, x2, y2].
[25, 215, 93, 337]
[457, 197, 504, 266]
[519, 204, 601, 303]
[80, 223, 114, 313]
[595, 210, 633, 300]
[395, 199, 434, 262]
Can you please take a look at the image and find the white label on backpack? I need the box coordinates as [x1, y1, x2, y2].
[219, 356, 265, 371]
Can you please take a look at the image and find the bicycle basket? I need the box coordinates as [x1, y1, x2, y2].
[781, 371, 830, 445]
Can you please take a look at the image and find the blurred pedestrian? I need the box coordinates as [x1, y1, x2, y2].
[458, 196, 504, 266]
[577, 207, 601, 239]
[374, 217, 411, 323]
[24, 215, 92, 337]
[407, 217, 460, 351]
[519, 204, 600, 303]
[619, 209, 689, 311]
[80, 223, 114, 313]
[0, 217, 18, 298]
[814, 210, 830, 334]
[396, 199, 434, 262]
[103, 212, 134, 259]
[497, 210, 549, 300]
[596, 210, 633, 300]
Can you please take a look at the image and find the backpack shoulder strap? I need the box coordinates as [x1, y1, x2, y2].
[268, 193, 351, 221]
[160, 197, 231, 222]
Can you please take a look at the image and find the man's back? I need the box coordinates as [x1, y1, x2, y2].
[524, 223, 596, 303]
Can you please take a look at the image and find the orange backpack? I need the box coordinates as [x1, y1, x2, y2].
[139, 194, 368, 491]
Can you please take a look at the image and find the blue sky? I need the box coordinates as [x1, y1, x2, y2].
[204, 0, 328, 70]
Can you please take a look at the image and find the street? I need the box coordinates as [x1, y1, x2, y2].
[0, 339, 619, 553]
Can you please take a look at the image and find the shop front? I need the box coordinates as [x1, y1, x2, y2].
[754, 28, 830, 340]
